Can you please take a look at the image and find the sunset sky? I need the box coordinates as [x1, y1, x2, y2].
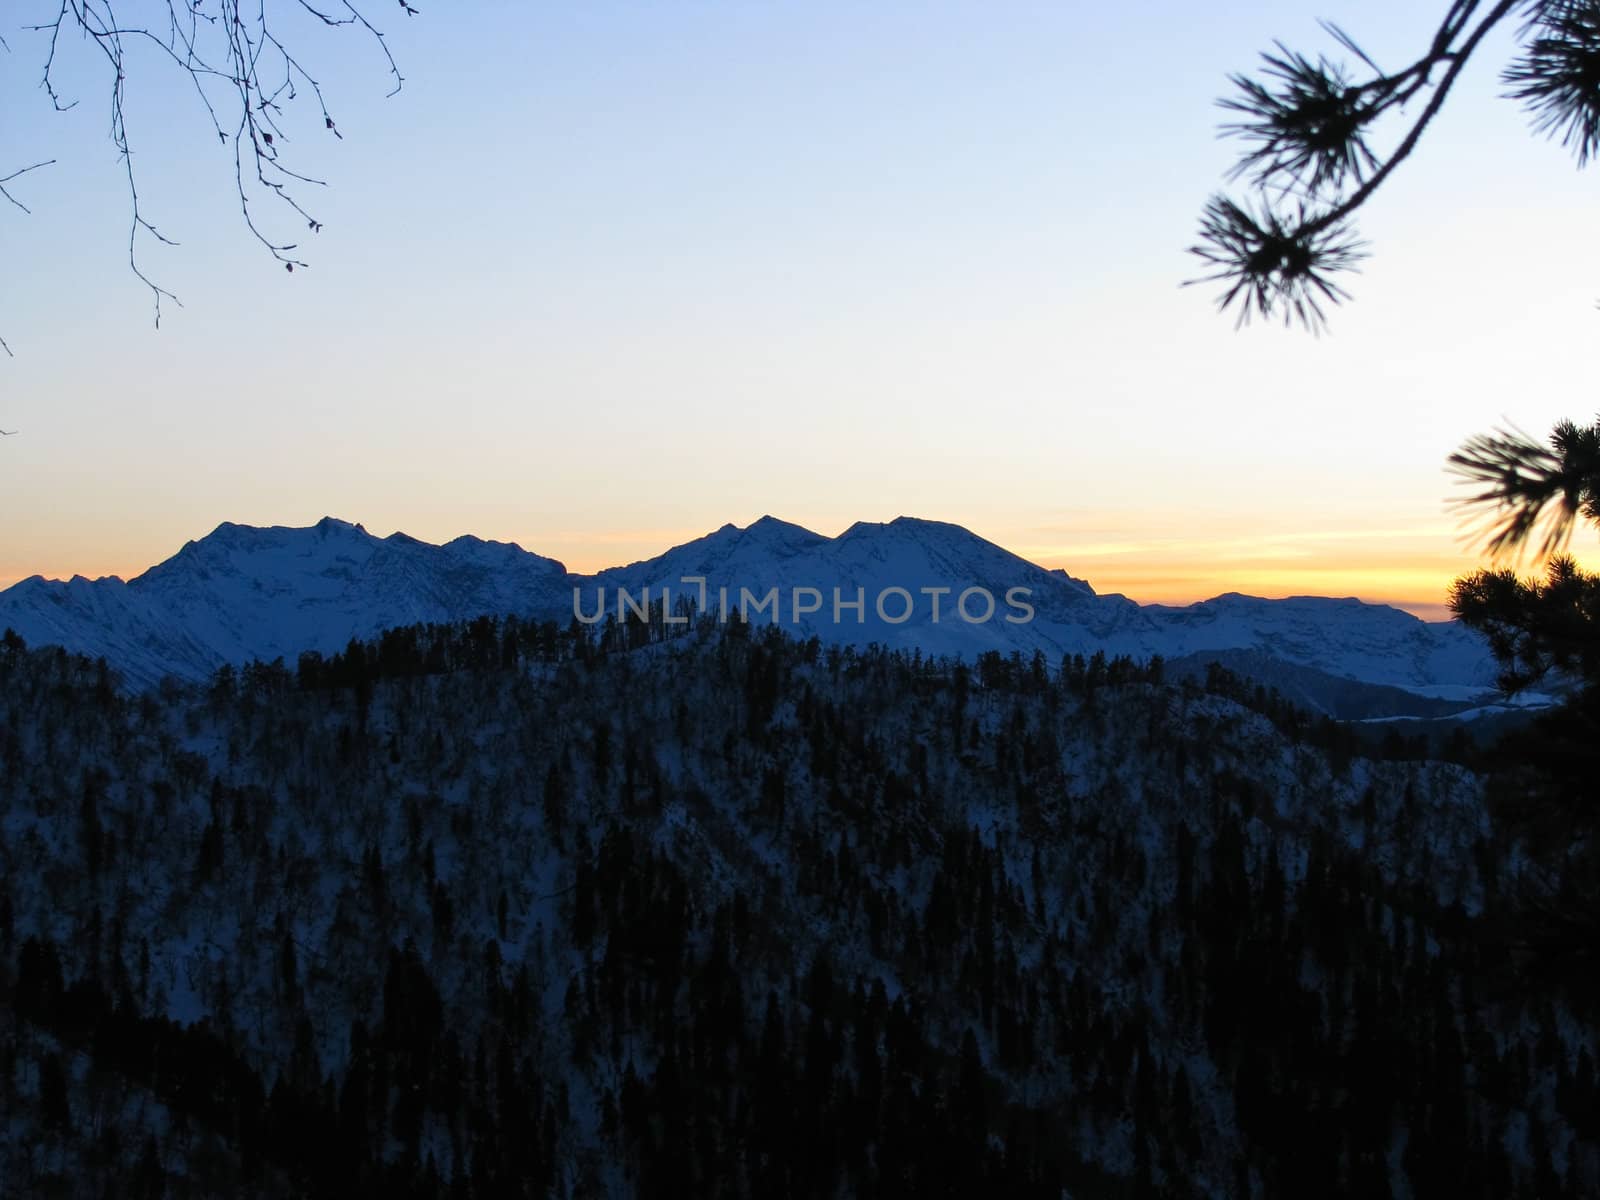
[3, 1, 1595, 621]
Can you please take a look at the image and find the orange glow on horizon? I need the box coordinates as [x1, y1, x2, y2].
[1026, 539, 1600, 624]
[3, 521, 1596, 630]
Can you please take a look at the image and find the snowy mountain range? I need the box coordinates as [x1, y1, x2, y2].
[0, 514, 1498, 694]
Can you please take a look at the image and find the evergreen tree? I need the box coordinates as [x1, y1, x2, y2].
[40, 1051, 71, 1133]
[1195, 0, 1600, 980]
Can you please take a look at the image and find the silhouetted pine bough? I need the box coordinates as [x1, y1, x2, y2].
[1196, 4, 1600, 1028]
[1190, 0, 1600, 332]
[1195, 5, 1600, 766]
[1, 621, 1596, 1197]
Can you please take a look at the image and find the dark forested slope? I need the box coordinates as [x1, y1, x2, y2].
[0, 622, 1592, 1198]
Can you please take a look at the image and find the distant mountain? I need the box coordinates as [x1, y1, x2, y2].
[1138, 592, 1492, 695]
[0, 517, 570, 686]
[595, 515, 1493, 692]
[596, 515, 1130, 661]
[1161, 648, 1492, 721]
[0, 514, 1499, 694]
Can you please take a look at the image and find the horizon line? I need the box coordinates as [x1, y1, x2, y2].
[0, 511, 1475, 624]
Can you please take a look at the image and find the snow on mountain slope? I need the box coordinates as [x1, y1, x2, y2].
[0, 514, 1497, 692]
[0, 573, 223, 688]
[597, 515, 830, 587]
[597, 515, 1139, 659]
[1135, 592, 1495, 691]
[0, 517, 571, 687]
[597, 515, 1493, 690]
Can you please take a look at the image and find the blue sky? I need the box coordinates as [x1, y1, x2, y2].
[2, 1, 1595, 616]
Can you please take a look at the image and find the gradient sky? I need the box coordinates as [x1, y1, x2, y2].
[3, 1, 1596, 619]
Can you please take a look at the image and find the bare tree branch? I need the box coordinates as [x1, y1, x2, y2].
[5, 0, 416, 339]
[0, 159, 56, 214]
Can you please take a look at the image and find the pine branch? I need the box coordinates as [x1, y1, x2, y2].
[1190, 0, 1526, 330]
[1448, 417, 1600, 558]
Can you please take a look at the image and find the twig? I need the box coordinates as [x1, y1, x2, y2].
[0, 160, 55, 214]
[10, 0, 411, 332]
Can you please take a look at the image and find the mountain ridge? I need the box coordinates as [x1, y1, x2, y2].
[0, 514, 1499, 694]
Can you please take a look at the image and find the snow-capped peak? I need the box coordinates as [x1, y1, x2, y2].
[0, 515, 1498, 694]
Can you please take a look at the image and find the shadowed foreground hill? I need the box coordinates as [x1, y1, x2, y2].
[0, 622, 1593, 1198]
